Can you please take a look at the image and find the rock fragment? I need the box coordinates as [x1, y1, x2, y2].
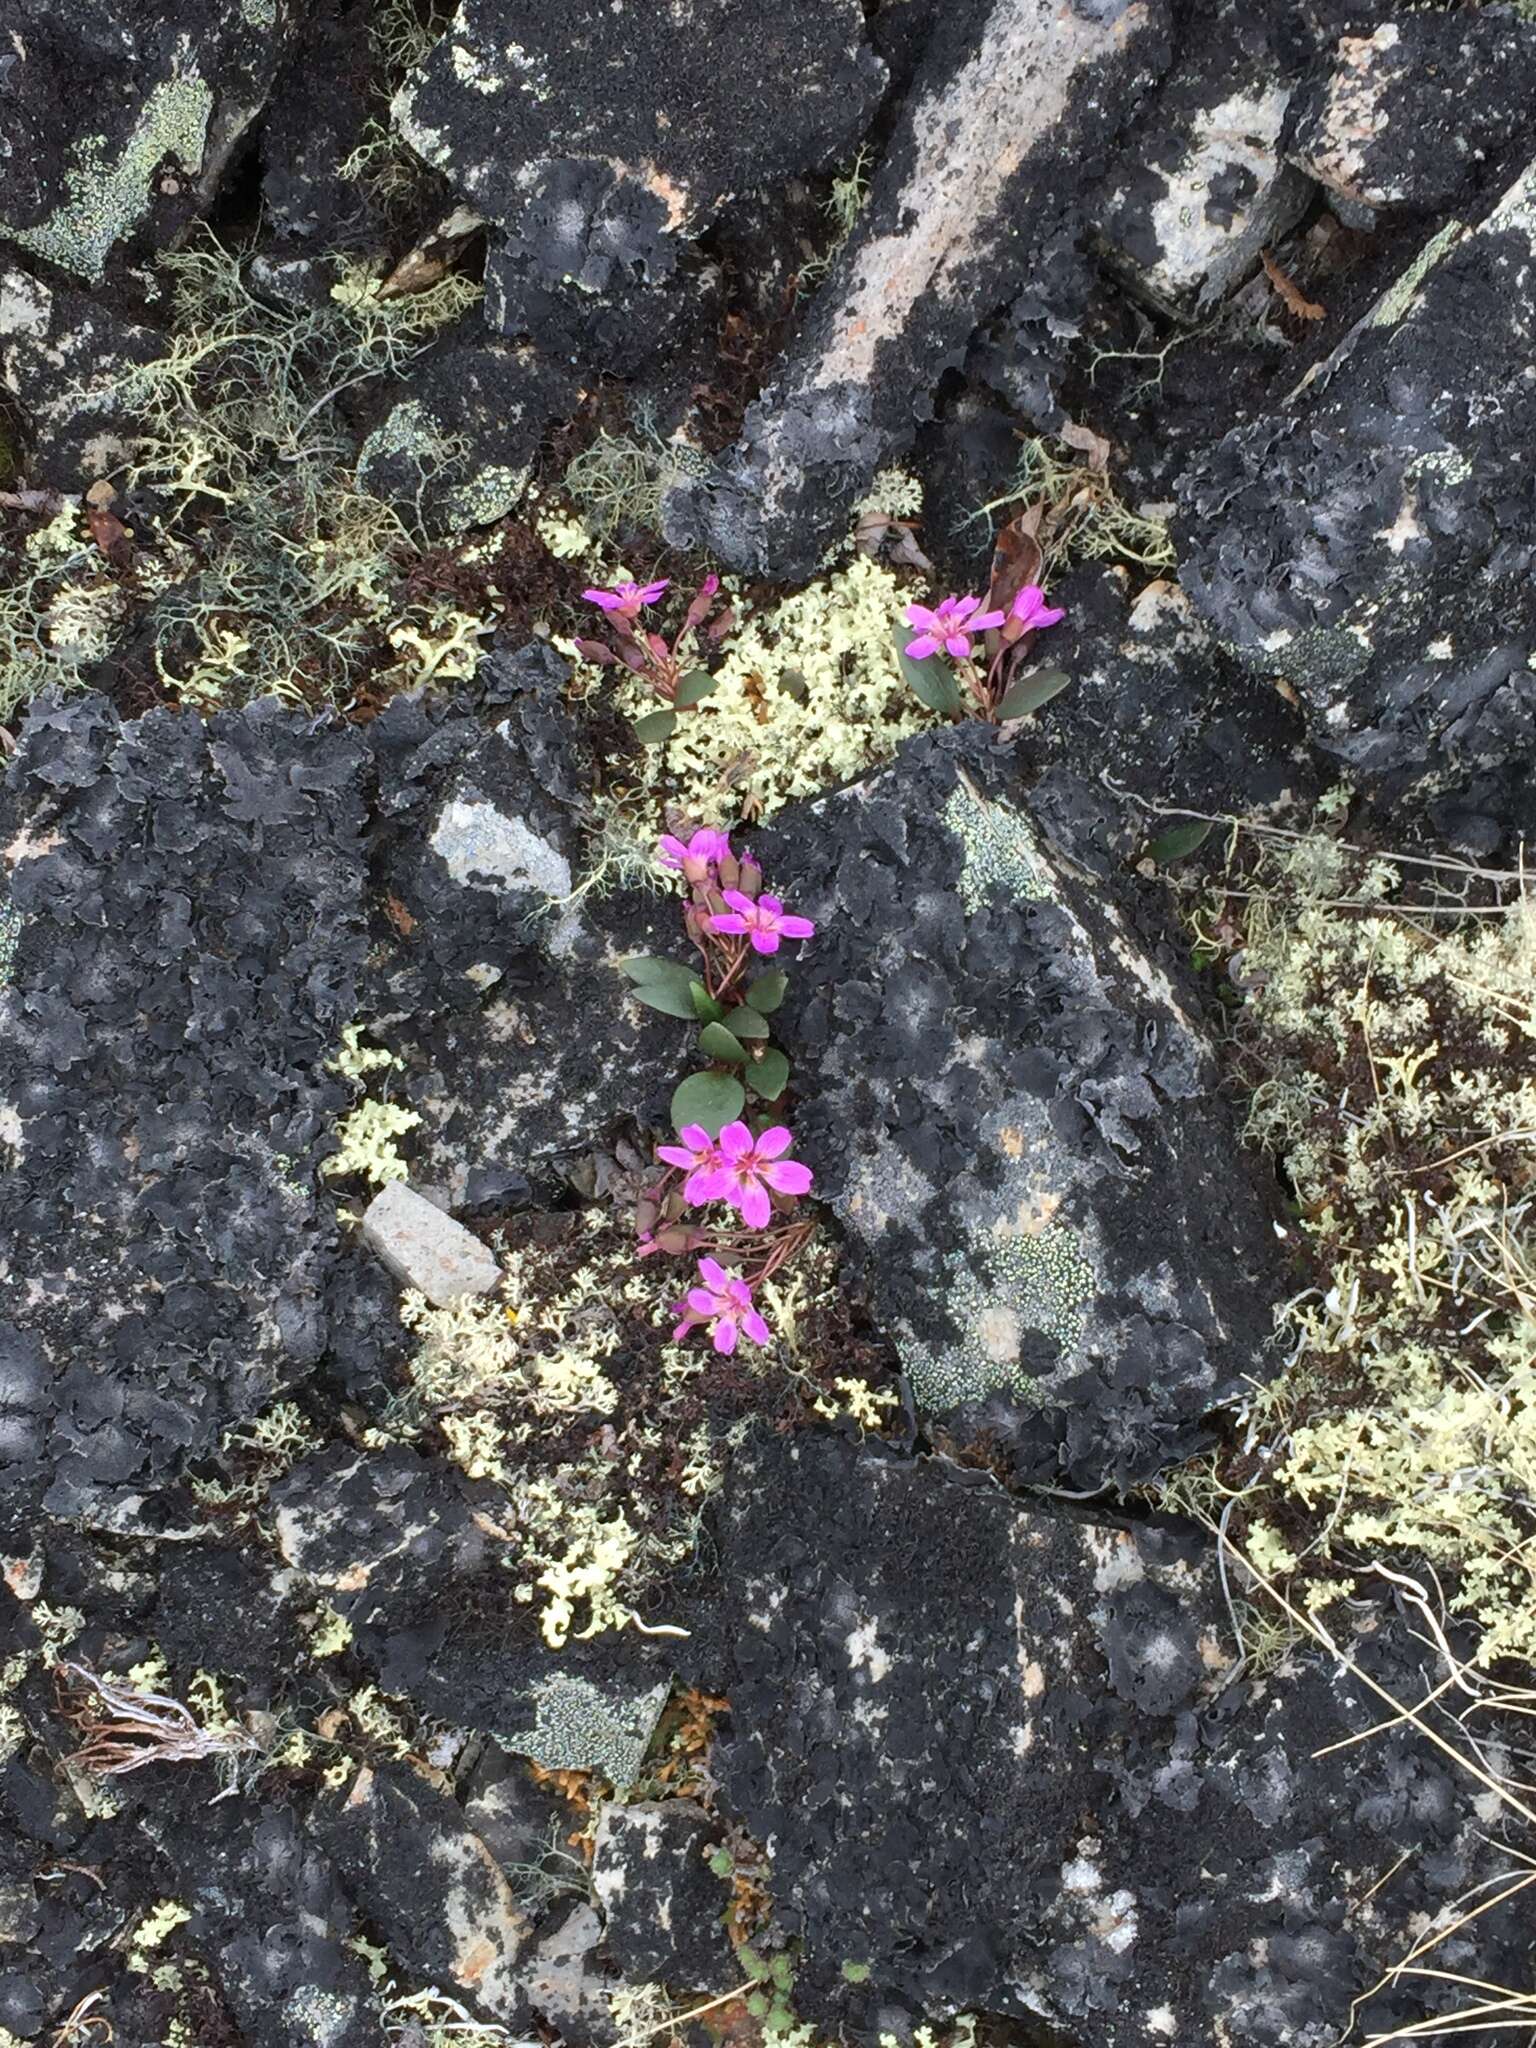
[361, 1180, 501, 1305]
[591, 1801, 736, 1989]
[0, 0, 302, 282]
[762, 730, 1285, 1487]
[1285, 14, 1536, 220]
[0, 263, 161, 488]
[313, 1762, 533, 2024]
[716, 1432, 1533, 2045]
[663, 0, 1171, 578]
[392, 0, 883, 372]
[1176, 152, 1536, 848]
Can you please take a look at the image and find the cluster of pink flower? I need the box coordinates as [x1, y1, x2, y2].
[576, 577, 732, 742]
[903, 583, 1064, 662]
[638, 826, 818, 1356]
[899, 566, 1067, 723]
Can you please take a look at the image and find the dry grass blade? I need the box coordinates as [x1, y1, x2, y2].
[57, 1663, 256, 1777]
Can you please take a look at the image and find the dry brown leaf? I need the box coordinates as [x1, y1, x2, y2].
[1260, 248, 1325, 322]
[1059, 418, 1112, 470]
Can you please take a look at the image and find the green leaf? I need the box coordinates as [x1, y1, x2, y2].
[738, 1948, 769, 1983]
[747, 969, 787, 1013]
[723, 1004, 770, 1039]
[1145, 818, 1215, 864]
[745, 1046, 789, 1101]
[894, 625, 966, 717]
[746, 1995, 770, 2020]
[621, 955, 680, 984]
[698, 1022, 748, 1065]
[996, 667, 1071, 720]
[632, 709, 677, 743]
[673, 668, 717, 707]
[688, 982, 725, 1022]
[671, 1070, 745, 1136]
[776, 666, 809, 701]
[622, 959, 704, 1018]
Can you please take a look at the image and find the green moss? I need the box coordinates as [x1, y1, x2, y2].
[2, 76, 213, 283]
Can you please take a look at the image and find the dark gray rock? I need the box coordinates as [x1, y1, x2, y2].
[591, 1800, 735, 1990]
[0, 693, 384, 1531]
[259, 0, 379, 249]
[715, 1433, 1533, 2046]
[137, 1791, 383, 2048]
[760, 731, 1286, 1488]
[662, 0, 1171, 578]
[312, 1761, 533, 2024]
[1285, 14, 1536, 221]
[364, 671, 679, 1202]
[1176, 154, 1536, 850]
[392, 0, 883, 374]
[0, 262, 162, 487]
[1093, 0, 1315, 319]
[0, 0, 303, 283]
[521, 1901, 613, 2043]
[356, 329, 575, 538]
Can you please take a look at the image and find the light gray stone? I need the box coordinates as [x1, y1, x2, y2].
[361, 1180, 501, 1304]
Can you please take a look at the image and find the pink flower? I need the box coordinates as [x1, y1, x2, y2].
[654, 1124, 725, 1205]
[692, 1121, 812, 1229]
[1009, 585, 1065, 634]
[583, 578, 669, 618]
[672, 1257, 771, 1354]
[707, 890, 815, 956]
[659, 827, 731, 876]
[904, 594, 1006, 662]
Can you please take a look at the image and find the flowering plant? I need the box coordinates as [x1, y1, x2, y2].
[575, 575, 733, 745]
[622, 826, 819, 1350]
[894, 515, 1068, 724]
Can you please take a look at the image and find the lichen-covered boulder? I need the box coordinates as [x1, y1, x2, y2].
[0, 693, 386, 1530]
[1093, 0, 1314, 319]
[1285, 14, 1536, 220]
[591, 1800, 736, 1990]
[392, 0, 883, 372]
[762, 730, 1286, 1487]
[364, 660, 679, 1201]
[715, 1432, 1533, 2046]
[1177, 153, 1536, 849]
[664, 0, 1170, 577]
[0, 264, 163, 487]
[312, 1761, 534, 2024]
[0, 0, 303, 283]
[356, 330, 575, 538]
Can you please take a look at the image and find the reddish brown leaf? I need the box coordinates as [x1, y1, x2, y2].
[1260, 248, 1325, 322]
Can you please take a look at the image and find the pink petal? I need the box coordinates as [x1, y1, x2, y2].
[684, 1166, 731, 1204]
[708, 913, 749, 935]
[687, 1287, 720, 1316]
[656, 1143, 698, 1171]
[753, 1127, 793, 1160]
[942, 634, 969, 659]
[972, 608, 1007, 632]
[950, 595, 980, 623]
[719, 889, 755, 914]
[1035, 604, 1065, 628]
[749, 929, 780, 955]
[583, 590, 621, 611]
[903, 604, 940, 631]
[716, 1122, 752, 1161]
[741, 1310, 771, 1346]
[762, 1160, 813, 1196]
[725, 1279, 754, 1309]
[678, 1125, 714, 1151]
[638, 579, 670, 603]
[712, 1317, 739, 1356]
[672, 1316, 693, 1341]
[905, 634, 941, 661]
[698, 1257, 730, 1291]
[776, 914, 815, 939]
[736, 1181, 772, 1230]
[756, 895, 784, 918]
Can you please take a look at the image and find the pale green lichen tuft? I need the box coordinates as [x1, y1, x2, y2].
[903, 1220, 1096, 1411]
[588, 555, 935, 826]
[2, 74, 214, 283]
[942, 778, 1050, 912]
